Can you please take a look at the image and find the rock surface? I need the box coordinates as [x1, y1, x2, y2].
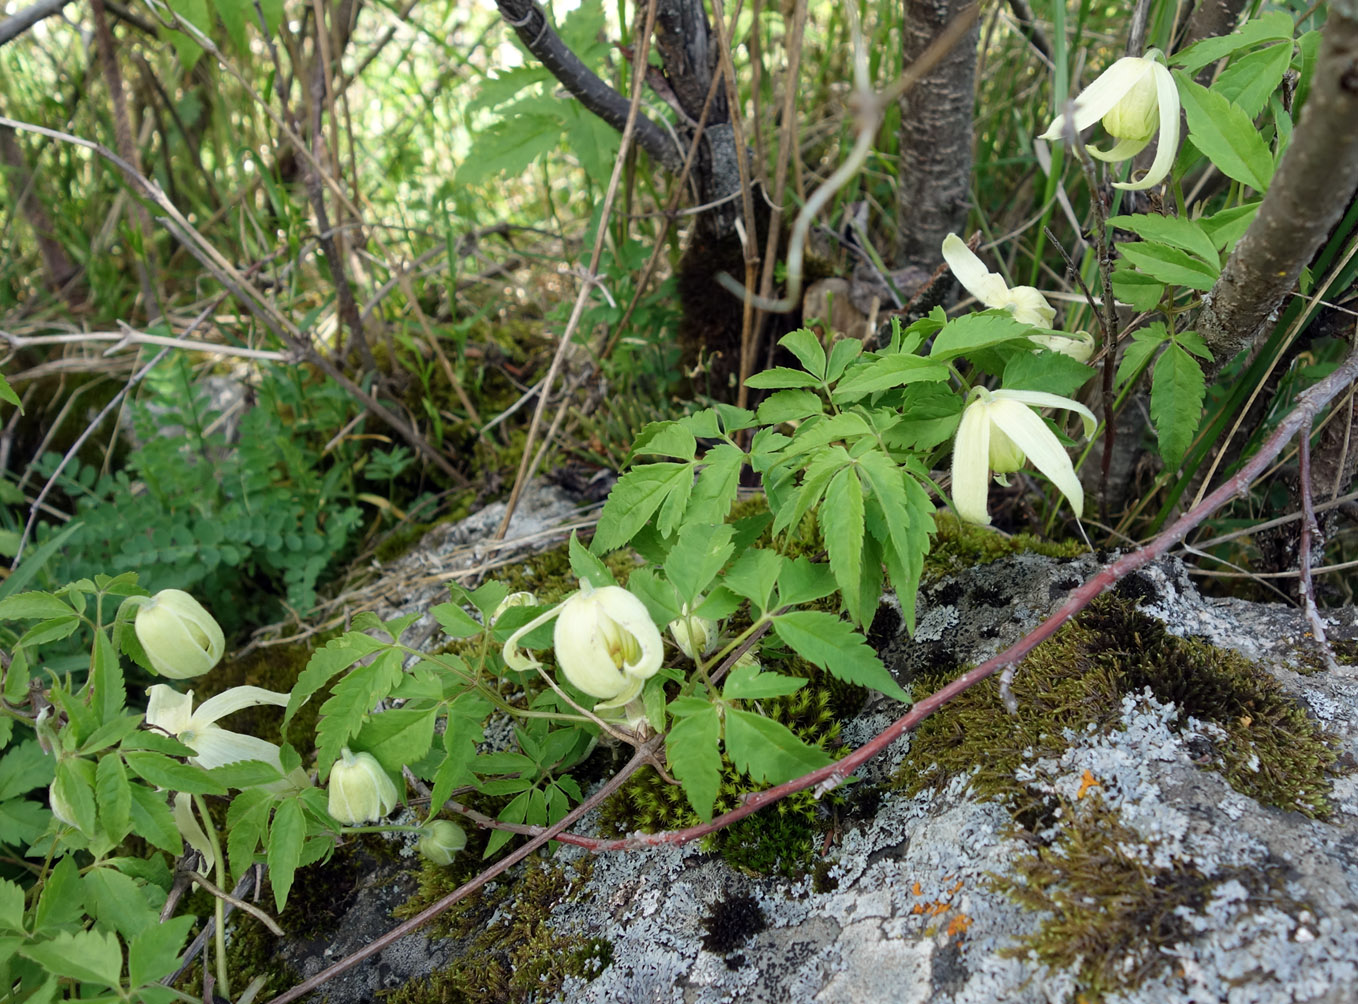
[282, 490, 1358, 1003]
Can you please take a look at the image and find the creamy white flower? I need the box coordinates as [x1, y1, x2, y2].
[134, 589, 225, 679]
[668, 602, 718, 661]
[1040, 50, 1180, 191]
[1028, 329, 1095, 363]
[173, 792, 216, 874]
[951, 388, 1096, 525]
[491, 591, 538, 626]
[145, 684, 290, 771]
[552, 582, 663, 708]
[942, 234, 1056, 328]
[327, 748, 399, 825]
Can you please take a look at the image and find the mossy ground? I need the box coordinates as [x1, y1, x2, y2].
[895, 589, 1344, 1001]
[388, 850, 610, 1004]
[923, 512, 1087, 581]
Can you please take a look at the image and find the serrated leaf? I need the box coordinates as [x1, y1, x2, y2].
[665, 707, 721, 821]
[592, 462, 694, 553]
[0, 878, 22, 932]
[431, 602, 482, 640]
[779, 328, 827, 379]
[1176, 330, 1213, 361]
[772, 611, 908, 701]
[684, 443, 745, 526]
[267, 797, 304, 911]
[1200, 202, 1259, 251]
[83, 865, 157, 939]
[568, 531, 615, 589]
[825, 337, 862, 383]
[456, 110, 561, 187]
[284, 631, 387, 730]
[206, 760, 287, 789]
[33, 855, 82, 933]
[0, 739, 54, 800]
[315, 650, 404, 775]
[775, 557, 837, 607]
[1111, 266, 1166, 311]
[52, 757, 96, 835]
[663, 523, 734, 607]
[722, 660, 806, 699]
[822, 467, 866, 625]
[20, 929, 122, 988]
[755, 389, 823, 425]
[226, 788, 272, 881]
[1175, 74, 1275, 191]
[123, 752, 225, 795]
[1002, 351, 1097, 398]
[0, 373, 18, 411]
[1172, 10, 1293, 73]
[163, 0, 209, 69]
[127, 915, 195, 988]
[856, 450, 932, 633]
[774, 444, 850, 537]
[1214, 41, 1293, 118]
[127, 784, 180, 855]
[831, 354, 950, 401]
[214, 0, 254, 52]
[355, 706, 437, 775]
[1151, 342, 1206, 468]
[721, 549, 783, 613]
[1109, 213, 1220, 265]
[95, 754, 131, 845]
[1118, 241, 1219, 290]
[929, 312, 1036, 359]
[724, 708, 832, 785]
[1115, 323, 1168, 390]
[630, 422, 696, 460]
[0, 591, 74, 620]
[744, 367, 822, 389]
[91, 629, 124, 724]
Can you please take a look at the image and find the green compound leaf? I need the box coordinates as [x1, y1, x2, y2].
[1115, 323, 1169, 391]
[0, 879, 23, 932]
[724, 708, 832, 785]
[856, 450, 933, 634]
[745, 367, 822, 389]
[569, 530, 616, 589]
[630, 422, 697, 461]
[285, 631, 388, 730]
[929, 312, 1035, 360]
[128, 915, 195, 989]
[592, 462, 695, 553]
[226, 787, 272, 882]
[1172, 9, 1293, 73]
[755, 389, 824, 426]
[1109, 213, 1220, 265]
[722, 659, 806, 699]
[267, 796, 305, 912]
[831, 354, 949, 402]
[127, 783, 181, 855]
[1151, 341, 1206, 468]
[685, 443, 745, 527]
[1111, 267, 1166, 311]
[20, 929, 122, 989]
[94, 753, 131, 846]
[664, 522, 735, 608]
[822, 467, 866, 625]
[315, 649, 405, 777]
[665, 706, 722, 822]
[772, 611, 908, 702]
[1117, 241, 1219, 291]
[1175, 73, 1275, 192]
[779, 327, 827, 380]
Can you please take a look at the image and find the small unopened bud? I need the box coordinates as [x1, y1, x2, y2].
[667, 604, 718, 661]
[417, 819, 467, 865]
[491, 591, 538, 626]
[135, 590, 225, 679]
[327, 748, 398, 825]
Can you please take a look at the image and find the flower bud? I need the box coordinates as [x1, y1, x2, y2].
[135, 589, 225, 679]
[328, 748, 399, 825]
[667, 604, 718, 661]
[553, 583, 662, 706]
[417, 820, 467, 865]
[491, 591, 538, 626]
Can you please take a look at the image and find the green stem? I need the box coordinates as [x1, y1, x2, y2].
[193, 794, 230, 1000]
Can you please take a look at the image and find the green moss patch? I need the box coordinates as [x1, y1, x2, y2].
[388, 853, 610, 1003]
[923, 513, 1087, 581]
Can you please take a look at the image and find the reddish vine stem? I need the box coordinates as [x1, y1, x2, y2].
[1297, 414, 1340, 671]
[262, 739, 660, 1004]
[460, 347, 1358, 853]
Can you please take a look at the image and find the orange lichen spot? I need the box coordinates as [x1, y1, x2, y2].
[911, 881, 922, 897]
[949, 878, 964, 895]
[1077, 769, 1102, 799]
[911, 903, 926, 915]
[946, 913, 972, 938]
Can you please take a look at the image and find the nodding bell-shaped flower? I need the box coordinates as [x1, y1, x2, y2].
[1028, 329, 1096, 363]
[328, 748, 399, 825]
[1040, 50, 1180, 191]
[552, 582, 663, 708]
[134, 589, 225, 679]
[418, 819, 468, 866]
[951, 388, 1097, 526]
[668, 602, 718, 661]
[146, 684, 291, 771]
[942, 234, 1056, 329]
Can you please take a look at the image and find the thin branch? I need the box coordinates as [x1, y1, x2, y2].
[0, 0, 70, 48]
[1297, 416, 1340, 671]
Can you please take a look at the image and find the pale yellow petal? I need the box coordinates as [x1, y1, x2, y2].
[145, 685, 194, 735]
[950, 399, 994, 525]
[989, 400, 1085, 518]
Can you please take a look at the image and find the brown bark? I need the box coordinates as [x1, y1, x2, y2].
[0, 127, 80, 301]
[1197, 8, 1358, 383]
[895, 0, 980, 274]
[1181, 0, 1250, 54]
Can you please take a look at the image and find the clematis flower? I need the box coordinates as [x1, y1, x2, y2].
[491, 591, 538, 626]
[145, 684, 290, 771]
[1028, 329, 1095, 363]
[942, 234, 1056, 328]
[551, 583, 663, 708]
[1039, 50, 1180, 191]
[668, 601, 718, 661]
[327, 748, 399, 825]
[951, 387, 1097, 526]
[417, 819, 468, 866]
[134, 589, 225, 679]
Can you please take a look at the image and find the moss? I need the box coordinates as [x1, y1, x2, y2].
[922, 513, 1087, 581]
[600, 684, 846, 879]
[387, 852, 610, 1003]
[897, 592, 1341, 818]
[991, 796, 1289, 1002]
